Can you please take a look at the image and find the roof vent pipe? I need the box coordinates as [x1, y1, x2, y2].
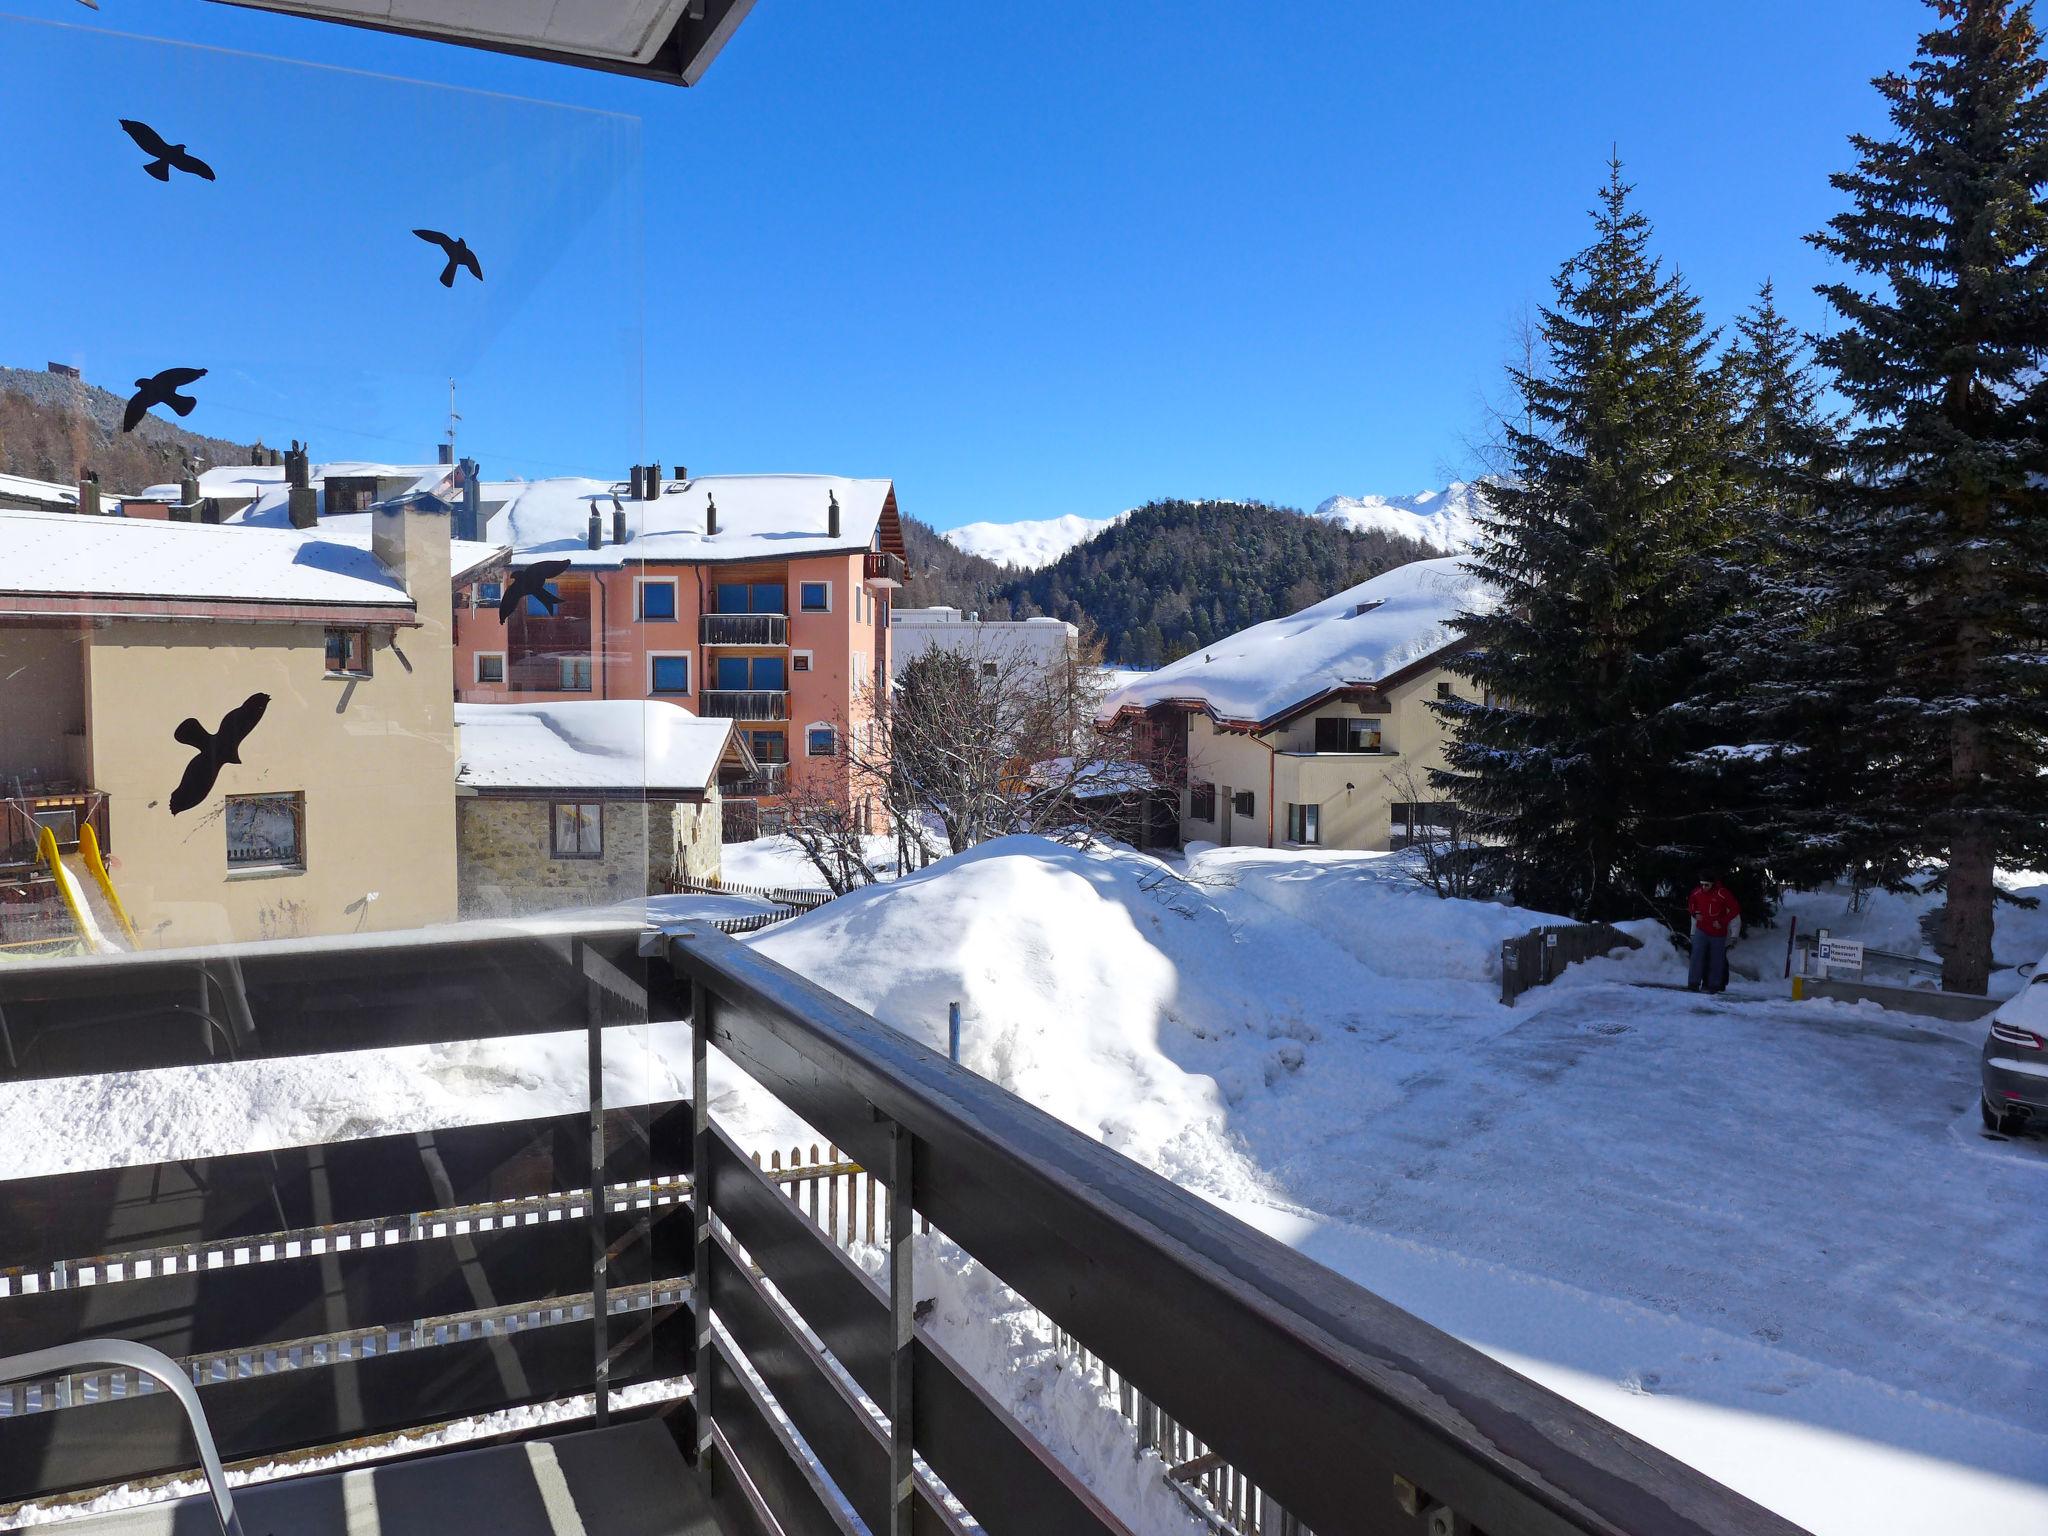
[827, 489, 841, 540]
[587, 508, 602, 550]
[613, 506, 627, 545]
[705, 493, 719, 537]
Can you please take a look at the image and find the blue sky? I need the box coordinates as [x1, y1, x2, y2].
[3, 0, 1928, 529]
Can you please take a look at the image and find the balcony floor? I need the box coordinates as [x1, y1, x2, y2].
[56, 1420, 729, 1536]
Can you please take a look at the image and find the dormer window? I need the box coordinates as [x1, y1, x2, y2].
[1353, 600, 1383, 617]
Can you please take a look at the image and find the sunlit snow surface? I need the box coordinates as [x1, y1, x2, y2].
[3, 839, 2044, 1533]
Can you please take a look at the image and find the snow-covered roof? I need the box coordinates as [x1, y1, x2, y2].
[135, 461, 447, 505]
[455, 700, 738, 793]
[0, 472, 98, 511]
[483, 473, 896, 568]
[0, 506, 416, 611]
[1100, 556, 1493, 728]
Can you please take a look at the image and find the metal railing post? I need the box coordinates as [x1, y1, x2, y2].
[884, 1113, 916, 1536]
[691, 977, 715, 1461]
[584, 943, 610, 1426]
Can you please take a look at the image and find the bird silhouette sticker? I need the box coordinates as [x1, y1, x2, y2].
[124, 368, 207, 433]
[119, 120, 215, 182]
[499, 560, 572, 623]
[170, 694, 270, 815]
[413, 229, 483, 287]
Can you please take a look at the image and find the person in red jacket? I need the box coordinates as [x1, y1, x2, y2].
[1687, 873, 1741, 993]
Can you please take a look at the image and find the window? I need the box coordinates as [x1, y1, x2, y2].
[324, 628, 371, 677]
[477, 580, 503, 608]
[980, 661, 998, 678]
[1313, 716, 1382, 753]
[638, 579, 677, 621]
[1189, 782, 1216, 822]
[650, 653, 690, 694]
[1391, 802, 1455, 846]
[1436, 681, 1454, 700]
[807, 724, 838, 757]
[550, 802, 602, 859]
[1232, 789, 1254, 818]
[475, 652, 505, 685]
[750, 730, 787, 764]
[799, 581, 830, 612]
[559, 656, 593, 691]
[226, 792, 304, 872]
[717, 655, 784, 691]
[792, 651, 812, 674]
[716, 582, 785, 614]
[1286, 803, 1320, 845]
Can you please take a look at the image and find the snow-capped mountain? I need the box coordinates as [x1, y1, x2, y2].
[940, 483, 1487, 571]
[1308, 482, 1486, 552]
[943, 510, 1129, 570]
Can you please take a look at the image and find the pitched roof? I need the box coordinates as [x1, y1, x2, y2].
[0, 506, 417, 616]
[1099, 556, 1493, 729]
[455, 700, 738, 793]
[484, 473, 898, 568]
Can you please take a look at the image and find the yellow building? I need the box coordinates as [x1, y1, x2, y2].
[1099, 556, 1490, 852]
[0, 501, 501, 949]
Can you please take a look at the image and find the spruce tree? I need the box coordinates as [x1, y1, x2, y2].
[1809, 0, 2048, 992]
[1434, 161, 1739, 927]
[1693, 284, 1855, 893]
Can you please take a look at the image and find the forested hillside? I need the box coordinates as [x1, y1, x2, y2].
[1001, 499, 1433, 665]
[0, 366, 260, 492]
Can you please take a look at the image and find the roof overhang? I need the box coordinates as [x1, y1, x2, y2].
[0, 595, 418, 626]
[212, 0, 755, 85]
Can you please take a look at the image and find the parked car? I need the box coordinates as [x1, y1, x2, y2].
[1982, 957, 2048, 1135]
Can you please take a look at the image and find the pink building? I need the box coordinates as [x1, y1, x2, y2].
[452, 473, 907, 834]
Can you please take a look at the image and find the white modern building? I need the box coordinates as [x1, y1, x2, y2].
[889, 607, 1078, 680]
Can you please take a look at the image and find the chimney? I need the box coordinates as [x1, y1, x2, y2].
[180, 473, 200, 508]
[288, 485, 318, 530]
[75, 473, 100, 517]
[646, 464, 663, 496]
[628, 465, 645, 501]
[612, 505, 627, 545]
[373, 490, 453, 644]
[705, 493, 719, 537]
[672, 464, 687, 482]
[587, 507, 602, 550]
[438, 443, 453, 466]
[286, 441, 310, 490]
[827, 489, 841, 540]
[458, 456, 481, 543]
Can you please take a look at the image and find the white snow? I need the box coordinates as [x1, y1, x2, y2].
[1310, 482, 1489, 552]
[4, 839, 2046, 1532]
[1099, 555, 1492, 726]
[941, 511, 1128, 570]
[0, 507, 413, 609]
[483, 473, 894, 568]
[0, 472, 99, 511]
[720, 833, 902, 890]
[455, 700, 733, 793]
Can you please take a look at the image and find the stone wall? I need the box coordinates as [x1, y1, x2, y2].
[457, 793, 722, 918]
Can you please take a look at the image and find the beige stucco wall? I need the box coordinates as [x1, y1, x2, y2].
[1175, 664, 1475, 851]
[456, 792, 721, 918]
[82, 505, 458, 947]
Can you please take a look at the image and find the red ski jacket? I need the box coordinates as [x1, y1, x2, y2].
[1688, 883, 1741, 938]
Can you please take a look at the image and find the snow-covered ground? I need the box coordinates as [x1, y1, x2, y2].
[720, 832, 905, 890]
[1, 838, 2042, 1533]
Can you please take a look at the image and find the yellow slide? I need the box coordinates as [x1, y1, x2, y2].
[79, 823, 140, 948]
[35, 824, 131, 954]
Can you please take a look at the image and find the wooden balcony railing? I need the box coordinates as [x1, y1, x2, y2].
[717, 762, 787, 799]
[700, 613, 787, 647]
[863, 550, 906, 588]
[698, 689, 787, 722]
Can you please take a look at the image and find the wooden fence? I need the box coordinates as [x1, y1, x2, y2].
[1500, 921, 1644, 1004]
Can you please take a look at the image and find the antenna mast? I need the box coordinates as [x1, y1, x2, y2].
[445, 377, 462, 460]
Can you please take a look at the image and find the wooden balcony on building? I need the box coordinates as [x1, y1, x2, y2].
[699, 613, 788, 648]
[699, 689, 788, 722]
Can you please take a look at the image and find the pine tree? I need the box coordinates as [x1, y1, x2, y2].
[1692, 284, 1854, 894]
[1808, 0, 2048, 992]
[1434, 161, 1739, 926]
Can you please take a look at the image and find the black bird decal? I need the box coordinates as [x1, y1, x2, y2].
[169, 694, 270, 815]
[413, 229, 483, 287]
[119, 120, 215, 182]
[499, 559, 572, 623]
[123, 367, 207, 433]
